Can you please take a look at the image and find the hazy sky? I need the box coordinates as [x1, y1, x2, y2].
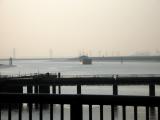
[0, 0, 160, 58]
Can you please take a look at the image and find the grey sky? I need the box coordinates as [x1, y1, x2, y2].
[0, 0, 160, 58]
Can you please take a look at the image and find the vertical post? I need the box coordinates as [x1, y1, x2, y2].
[149, 83, 155, 96]
[29, 103, 32, 120]
[111, 105, 114, 120]
[113, 83, 118, 95]
[122, 106, 126, 120]
[19, 104, 22, 120]
[71, 103, 82, 120]
[71, 88, 82, 120]
[77, 84, 81, 94]
[35, 86, 38, 94]
[134, 106, 137, 120]
[8, 104, 11, 120]
[0, 105, 1, 120]
[40, 104, 43, 120]
[58, 73, 61, 94]
[39, 85, 50, 108]
[35, 85, 39, 109]
[158, 106, 160, 120]
[100, 105, 103, 120]
[52, 85, 56, 94]
[146, 106, 149, 120]
[113, 75, 118, 95]
[50, 104, 53, 120]
[89, 105, 92, 120]
[27, 86, 33, 108]
[61, 104, 64, 120]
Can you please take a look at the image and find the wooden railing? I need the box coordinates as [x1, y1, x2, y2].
[0, 74, 160, 120]
[0, 93, 160, 120]
[0, 74, 160, 96]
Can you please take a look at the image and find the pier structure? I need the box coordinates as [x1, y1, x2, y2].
[0, 73, 160, 120]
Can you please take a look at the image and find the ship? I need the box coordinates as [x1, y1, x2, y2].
[79, 56, 92, 65]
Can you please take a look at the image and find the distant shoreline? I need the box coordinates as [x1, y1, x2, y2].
[0, 56, 160, 62]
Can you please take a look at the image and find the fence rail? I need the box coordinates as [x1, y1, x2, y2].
[0, 75, 160, 96]
[1, 74, 160, 120]
[0, 93, 160, 106]
[0, 93, 160, 120]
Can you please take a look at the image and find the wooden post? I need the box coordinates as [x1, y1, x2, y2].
[113, 76, 118, 95]
[5, 85, 23, 109]
[71, 103, 82, 120]
[34, 86, 38, 94]
[71, 85, 82, 120]
[34, 85, 39, 109]
[149, 84, 155, 96]
[27, 86, 33, 94]
[52, 85, 56, 94]
[113, 83, 118, 95]
[58, 73, 61, 94]
[149, 79, 155, 96]
[39, 85, 50, 108]
[77, 84, 81, 94]
[27, 86, 33, 108]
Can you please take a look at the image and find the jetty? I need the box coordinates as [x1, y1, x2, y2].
[0, 73, 160, 120]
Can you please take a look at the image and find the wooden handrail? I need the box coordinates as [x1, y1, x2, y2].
[0, 93, 160, 106]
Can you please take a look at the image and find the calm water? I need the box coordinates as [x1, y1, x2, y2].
[0, 60, 160, 76]
[0, 60, 160, 120]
